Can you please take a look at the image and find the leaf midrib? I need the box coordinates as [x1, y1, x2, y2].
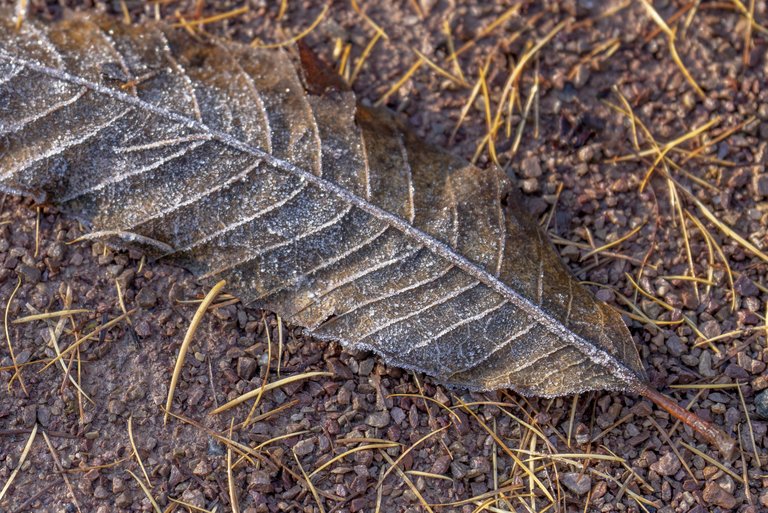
[0, 50, 643, 390]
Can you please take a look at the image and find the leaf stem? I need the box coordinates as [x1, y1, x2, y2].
[637, 383, 736, 458]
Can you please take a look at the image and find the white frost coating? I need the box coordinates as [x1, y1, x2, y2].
[0, 43, 644, 391]
[172, 179, 310, 254]
[359, 280, 480, 341]
[61, 139, 208, 202]
[79, 230, 175, 253]
[0, 87, 86, 137]
[406, 298, 509, 351]
[1, 107, 131, 179]
[200, 205, 354, 279]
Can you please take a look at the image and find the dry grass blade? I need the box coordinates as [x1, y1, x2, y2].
[128, 416, 151, 487]
[164, 279, 227, 424]
[680, 442, 744, 483]
[41, 431, 82, 513]
[310, 443, 399, 478]
[0, 423, 37, 501]
[12, 309, 91, 323]
[459, 399, 554, 503]
[254, 4, 329, 48]
[126, 469, 162, 513]
[640, 0, 705, 98]
[4, 275, 27, 394]
[379, 450, 435, 513]
[379, 425, 449, 482]
[293, 449, 326, 513]
[211, 371, 332, 414]
[171, 5, 249, 28]
[41, 308, 137, 371]
[227, 419, 240, 513]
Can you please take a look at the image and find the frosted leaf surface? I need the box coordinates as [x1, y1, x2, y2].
[0, 11, 648, 395]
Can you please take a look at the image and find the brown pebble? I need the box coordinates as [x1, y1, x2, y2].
[702, 481, 737, 509]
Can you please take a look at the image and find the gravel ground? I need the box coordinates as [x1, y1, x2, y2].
[1, 1, 767, 512]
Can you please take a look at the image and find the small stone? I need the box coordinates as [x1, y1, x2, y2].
[561, 472, 591, 496]
[181, 489, 205, 509]
[358, 358, 375, 376]
[429, 455, 451, 475]
[93, 485, 110, 499]
[365, 411, 390, 428]
[349, 497, 368, 512]
[251, 470, 273, 493]
[666, 336, 686, 357]
[650, 452, 681, 476]
[136, 287, 157, 308]
[192, 459, 211, 476]
[390, 406, 406, 425]
[754, 389, 768, 420]
[702, 481, 737, 509]
[752, 173, 768, 198]
[521, 156, 542, 178]
[698, 351, 716, 378]
[17, 264, 40, 283]
[734, 274, 759, 297]
[521, 177, 540, 194]
[236, 357, 258, 380]
[115, 492, 132, 508]
[293, 438, 315, 458]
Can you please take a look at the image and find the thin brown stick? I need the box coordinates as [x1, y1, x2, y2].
[637, 383, 736, 458]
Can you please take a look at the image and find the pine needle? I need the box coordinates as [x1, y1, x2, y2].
[211, 371, 332, 414]
[0, 423, 37, 501]
[164, 279, 227, 424]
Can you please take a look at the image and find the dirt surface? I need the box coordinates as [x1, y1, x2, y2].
[1, 1, 768, 512]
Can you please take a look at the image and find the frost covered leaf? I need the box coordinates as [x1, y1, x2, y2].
[0, 11, 646, 396]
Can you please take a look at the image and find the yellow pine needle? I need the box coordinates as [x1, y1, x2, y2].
[128, 416, 151, 487]
[227, 419, 240, 513]
[581, 222, 645, 260]
[491, 20, 567, 147]
[164, 279, 226, 424]
[171, 5, 248, 28]
[127, 470, 162, 513]
[379, 425, 449, 482]
[509, 81, 539, 155]
[14, 0, 27, 30]
[350, 0, 389, 40]
[640, 0, 705, 98]
[276, 315, 284, 377]
[293, 449, 326, 513]
[0, 423, 37, 501]
[376, 4, 523, 109]
[460, 400, 554, 503]
[115, 278, 133, 326]
[380, 450, 435, 513]
[349, 32, 383, 86]
[42, 431, 82, 513]
[211, 371, 332, 414]
[13, 309, 91, 323]
[625, 273, 710, 347]
[443, 19, 466, 83]
[243, 316, 272, 427]
[277, 0, 288, 20]
[41, 308, 136, 371]
[686, 211, 736, 311]
[450, 56, 492, 144]
[167, 498, 216, 512]
[680, 442, 744, 483]
[4, 275, 27, 395]
[432, 483, 523, 508]
[405, 470, 453, 481]
[310, 443, 398, 478]
[375, 58, 423, 107]
[411, 47, 468, 87]
[254, 4, 328, 48]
